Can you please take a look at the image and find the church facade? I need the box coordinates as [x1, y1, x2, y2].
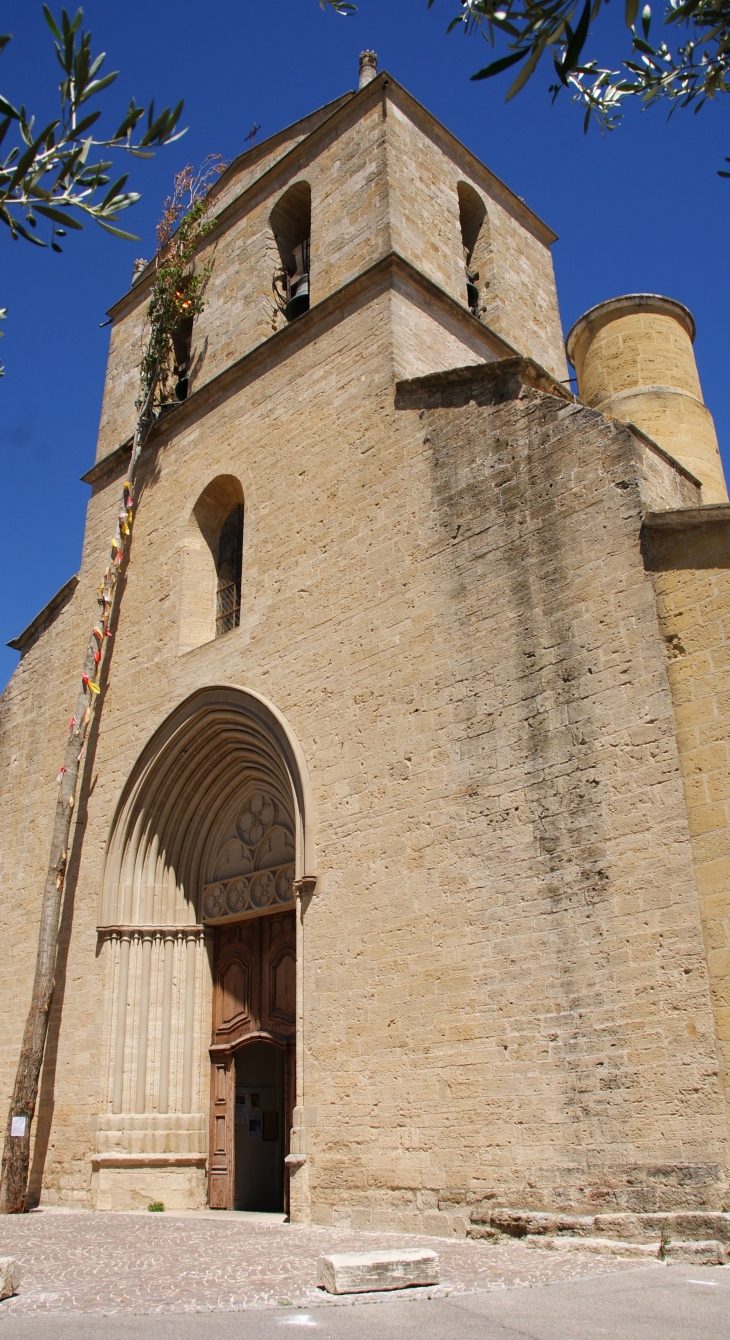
[2, 56, 730, 1235]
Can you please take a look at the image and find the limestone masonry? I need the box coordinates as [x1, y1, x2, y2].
[2, 57, 730, 1236]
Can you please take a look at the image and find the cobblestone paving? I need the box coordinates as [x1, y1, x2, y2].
[0, 1210, 648, 1315]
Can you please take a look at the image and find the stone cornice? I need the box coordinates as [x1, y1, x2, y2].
[91, 1154, 206, 1167]
[624, 421, 702, 489]
[642, 503, 730, 529]
[394, 354, 574, 409]
[96, 924, 205, 937]
[84, 251, 517, 491]
[81, 437, 133, 487]
[7, 573, 79, 654]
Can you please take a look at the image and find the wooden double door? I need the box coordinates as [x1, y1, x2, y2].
[208, 911, 296, 1210]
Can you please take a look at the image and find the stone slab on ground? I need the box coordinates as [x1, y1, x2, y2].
[318, 1249, 439, 1294]
[0, 1258, 20, 1301]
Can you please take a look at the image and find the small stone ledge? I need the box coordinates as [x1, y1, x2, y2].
[664, 1240, 727, 1265]
[522, 1235, 727, 1263]
[643, 502, 730, 529]
[394, 355, 574, 413]
[525, 1236, 660, 1259]
[91, 1154, 207, 1168]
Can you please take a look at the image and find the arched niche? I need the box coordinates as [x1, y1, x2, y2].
[457, 181, 491, 317]
[179, 475, 244, 653]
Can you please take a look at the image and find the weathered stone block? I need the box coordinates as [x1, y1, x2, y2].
[317, 1249, 439, 1294]
[0, 1256, 20, 1300]
[664, 1239, 727, 1265]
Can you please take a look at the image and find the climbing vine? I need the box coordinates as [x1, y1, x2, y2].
[140, 157, 224, 412]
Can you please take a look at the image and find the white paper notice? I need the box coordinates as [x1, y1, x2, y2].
[11, 1116, 26, 1137]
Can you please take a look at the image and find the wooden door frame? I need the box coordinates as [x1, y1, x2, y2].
[208, 1029, 294, 1212]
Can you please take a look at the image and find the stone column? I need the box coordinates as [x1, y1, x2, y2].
[112, 932, 131, 1114]
[157, 932, 176, 1114]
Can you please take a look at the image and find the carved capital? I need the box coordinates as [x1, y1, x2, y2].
[292, 875, 317, 898]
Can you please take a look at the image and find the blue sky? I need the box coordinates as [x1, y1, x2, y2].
[1, 0, 728, 690]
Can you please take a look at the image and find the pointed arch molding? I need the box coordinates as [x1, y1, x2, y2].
[95, 686, 314, 1123]
[100, 685, 315, 932]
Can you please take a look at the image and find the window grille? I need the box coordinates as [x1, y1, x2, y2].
[216, 504, 243, 637]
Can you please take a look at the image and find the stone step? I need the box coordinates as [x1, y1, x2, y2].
[490, 1228, 728, 1266]
[317, 1249, 440, 1295]
[474, 1207, 730, 1245]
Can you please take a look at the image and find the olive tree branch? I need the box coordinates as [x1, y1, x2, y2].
[0, 6, 185, 252]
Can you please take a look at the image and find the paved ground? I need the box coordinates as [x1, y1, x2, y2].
[0, 1209, 643, 1314]
[0, 1210, 728, 1338]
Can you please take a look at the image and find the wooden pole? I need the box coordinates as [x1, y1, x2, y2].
[0, 401, 152, 1213]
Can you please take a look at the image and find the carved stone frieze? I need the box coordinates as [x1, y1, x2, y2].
[202, 865, 295, 922]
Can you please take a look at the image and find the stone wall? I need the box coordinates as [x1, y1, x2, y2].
[643, 511, 730, 1128]
[300, 362, 729, 1232]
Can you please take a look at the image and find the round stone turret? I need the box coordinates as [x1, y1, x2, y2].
[566, 294, 727, 503]
[359, 51, 378, 88]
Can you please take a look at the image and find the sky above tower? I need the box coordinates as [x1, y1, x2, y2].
[1, 0, 728, 689]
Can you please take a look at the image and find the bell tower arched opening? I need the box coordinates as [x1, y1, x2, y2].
[96, 686, 313, 1214]
[457, 181, 491, 318]
[270, 181, 311, 323]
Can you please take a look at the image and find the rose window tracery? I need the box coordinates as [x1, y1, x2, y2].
[238, 793, 276, 846]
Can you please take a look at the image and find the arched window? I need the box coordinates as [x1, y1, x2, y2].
[457, 182, 489, 318]
[270, 182, 311, 323]
[179, 476, 244, 653]
[216, 504, 244, 637]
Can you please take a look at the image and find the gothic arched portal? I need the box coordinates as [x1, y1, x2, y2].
[94, 686, 313, 1212]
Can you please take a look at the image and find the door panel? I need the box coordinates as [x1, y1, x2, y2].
[213, 922, 258, 1039]
[261, 913, 296, 1033]
[208, 1054, 233, 1209]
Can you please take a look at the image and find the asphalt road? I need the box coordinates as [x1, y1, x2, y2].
[1, 1263, 729, 1340]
